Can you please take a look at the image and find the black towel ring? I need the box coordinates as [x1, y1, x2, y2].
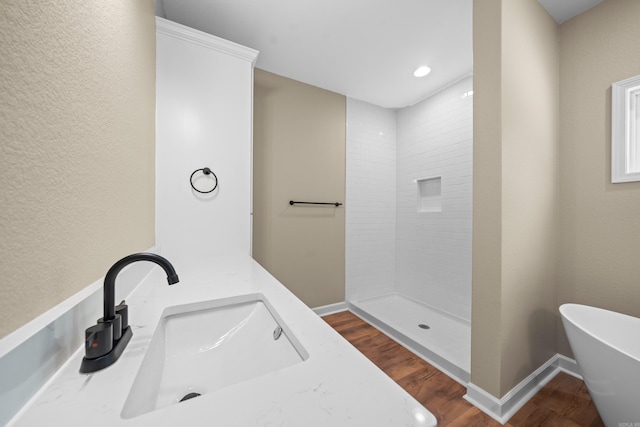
[190, 167, 218, 194]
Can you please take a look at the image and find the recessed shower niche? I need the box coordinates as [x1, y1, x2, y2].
[416, 176, 442, 213]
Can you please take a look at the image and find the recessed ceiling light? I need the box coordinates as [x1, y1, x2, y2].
[413, 66, 431, 78]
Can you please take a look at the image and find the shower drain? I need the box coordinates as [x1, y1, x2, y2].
[418, 324, 431, 330]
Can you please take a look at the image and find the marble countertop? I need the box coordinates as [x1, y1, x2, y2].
[10, 255, 437, 426]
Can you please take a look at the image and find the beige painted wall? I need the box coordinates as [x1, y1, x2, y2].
[253, 69, 345, 308]
[500, 0, 559, 396]
[471, 0, 504, 397]
[558, 0, 640, 356]
[0, 1, 156, 338]
[472, 0, 559, 398]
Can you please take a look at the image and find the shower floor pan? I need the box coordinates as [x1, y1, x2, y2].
[348, 293, 470, 384]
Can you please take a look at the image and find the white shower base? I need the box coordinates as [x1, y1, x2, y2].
[348, 293, 470, 384]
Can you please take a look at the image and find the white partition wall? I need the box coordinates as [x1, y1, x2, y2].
[155, 18, 258, 263]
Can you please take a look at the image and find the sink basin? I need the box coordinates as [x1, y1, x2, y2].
[121, 293, 308, 419]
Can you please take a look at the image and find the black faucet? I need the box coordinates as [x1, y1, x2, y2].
[80, 253, 179, 373]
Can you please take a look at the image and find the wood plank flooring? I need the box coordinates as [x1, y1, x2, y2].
[323, 311, 604, 427]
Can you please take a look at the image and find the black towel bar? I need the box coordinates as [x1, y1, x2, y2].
[289, 200, 343, 207]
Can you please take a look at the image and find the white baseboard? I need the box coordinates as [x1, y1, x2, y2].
[464, 354, 581, 424]
[312, 302, 348, 317]
[556, 353, 582, 379]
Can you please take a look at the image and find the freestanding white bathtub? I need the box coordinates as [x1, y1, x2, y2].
[560, 303, 640, 427]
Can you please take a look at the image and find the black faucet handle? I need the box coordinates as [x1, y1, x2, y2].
[115, 301, 129, 332]
[98, 314, 122, 341]
[84, 323, 113, 360]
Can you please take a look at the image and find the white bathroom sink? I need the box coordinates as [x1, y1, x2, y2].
[121, 293, 308, 419]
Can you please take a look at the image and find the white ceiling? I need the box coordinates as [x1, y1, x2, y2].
[156, 0, 602, 109]
[157, 0, 472, 109]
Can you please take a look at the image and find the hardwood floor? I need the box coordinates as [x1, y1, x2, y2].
[323, 311, 604, 427]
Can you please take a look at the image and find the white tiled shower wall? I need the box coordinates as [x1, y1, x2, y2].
[345, 99, 397, 301]
[346, 76, 473, 321]
[396, 77, 473, 321]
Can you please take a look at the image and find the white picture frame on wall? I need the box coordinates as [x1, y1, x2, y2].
[612, 74, 640, 183]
